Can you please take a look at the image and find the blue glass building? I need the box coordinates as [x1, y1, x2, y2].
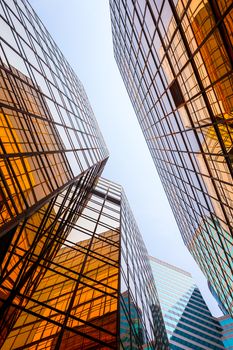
[209, 282, 233, 349]
[120, 291, 145, 349]
[149, 256, 225, 349]
[218, 316, 233, 349]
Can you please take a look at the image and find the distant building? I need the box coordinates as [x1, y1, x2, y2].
[218, 315, 233, 349]
[110, 0, 233, 315]
[149, 256, 225, 349]
[209, 282, 233, 349]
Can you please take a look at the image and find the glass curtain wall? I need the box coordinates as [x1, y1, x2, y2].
[0, 0, 108, 345]
[150, 256, 225, 349]
[1, 178, 169, 350]
[110, 0, 233, 315]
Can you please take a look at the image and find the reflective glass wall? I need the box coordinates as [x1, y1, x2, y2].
[0, 0, 108, 345]
[110, 0, 233, 315]
[1, 178, 169, 350]
[218, 315, 233, 349]
[0, 0, 108, 233]
[150, 256, 225, 349]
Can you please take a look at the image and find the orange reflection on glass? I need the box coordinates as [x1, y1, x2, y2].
[0, 65, 70, 229]
[4, 230, 120, 349]
[0, 112, 35, 223]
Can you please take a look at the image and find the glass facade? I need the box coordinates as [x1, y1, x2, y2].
[4, 0, 233, 348]
[218, 315, 233, 349]
[0, 0, 108, 232]
[1, 178, 169, 350]
[150, 256, 225, 349]
[0, 1, 170, 348]
[110, 0, 233, 315]
[208, 279, 230, 316]
[0, 0, 108, 346]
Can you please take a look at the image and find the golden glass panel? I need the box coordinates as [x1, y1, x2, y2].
[4, 230, 119, 349]
[0, 65, 71, 229]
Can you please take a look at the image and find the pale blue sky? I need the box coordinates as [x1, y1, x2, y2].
[30, 0, 221, 316]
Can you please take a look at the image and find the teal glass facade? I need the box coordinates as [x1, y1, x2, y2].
[120, 291, 145, 349]
[149, 256, 225, 349]
[219, 316, 233, 349]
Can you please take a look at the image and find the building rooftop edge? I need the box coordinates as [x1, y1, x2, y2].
[148, 256, 192, 277]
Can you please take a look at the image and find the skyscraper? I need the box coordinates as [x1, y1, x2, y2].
[0, 1, 169, 348]
[2, 178, 169, 350]
[110, 0, 233, 315]
[209, 282, 233, 348]
[150, 256, 225, 349]
[218, 315, 233, 349]
[0, 0, 108, 343]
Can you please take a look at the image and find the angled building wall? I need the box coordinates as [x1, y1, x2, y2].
[218, 315, 233, 349]
[2, 178, 169, 350]
[0, 0, 108, 345]
[149, 256, 225, 349]
[110, 0, 233, 315]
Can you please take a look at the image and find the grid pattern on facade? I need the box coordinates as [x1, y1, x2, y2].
[0, 0, 108, 235]
[120, 189, 168, 350]
[0, 0, 109, 346]
[110, 0, 233, 314]
[150, 257, 225, 349]
[219, 315, 233, 349]
[1, 178, 169, 350]
[0, 162, 104, 348]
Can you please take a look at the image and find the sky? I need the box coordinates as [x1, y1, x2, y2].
[30, 0, 222, 316]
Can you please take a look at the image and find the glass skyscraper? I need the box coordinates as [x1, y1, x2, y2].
[149, 256, 225, 349]
[2, 178, 169, 350]
[209, 283, 233, 348]
[110, 0, 233, 315]
[0, 0, 108, 344]
[218, 315, 233, 349]
[0, 1, 169, 348]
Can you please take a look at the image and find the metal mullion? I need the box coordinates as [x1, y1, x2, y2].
[147, 123, 198, 233]
[34, 257, 118, 296]
[1, 194, 57, 287]
[168, 0, 233, 179]
[53, 187, 118, 349]
[1, 64, 58, 199]
[0, 140, 28, 213]
[0, 160, 106, 238]
[11, 291, 117, 335]
[21, 1, 82, 119]
[0, 29, 76, 123]
[146, 0, 233, 257]
[0, 196, 58, 291]
[1, 243, 119, 298]
[11, 29, 72, 190]
[0, 162, 16, 219]
[0, 82, 38, 200]
[167, 0, 233, 240]
[0, 219, 26, 280]
[0, 208, 62, 324]
[59, 241, 119, 269]
[196, 218, 233, 309]
[12, 14, 73, 175]
[0, 293, 116, 350]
